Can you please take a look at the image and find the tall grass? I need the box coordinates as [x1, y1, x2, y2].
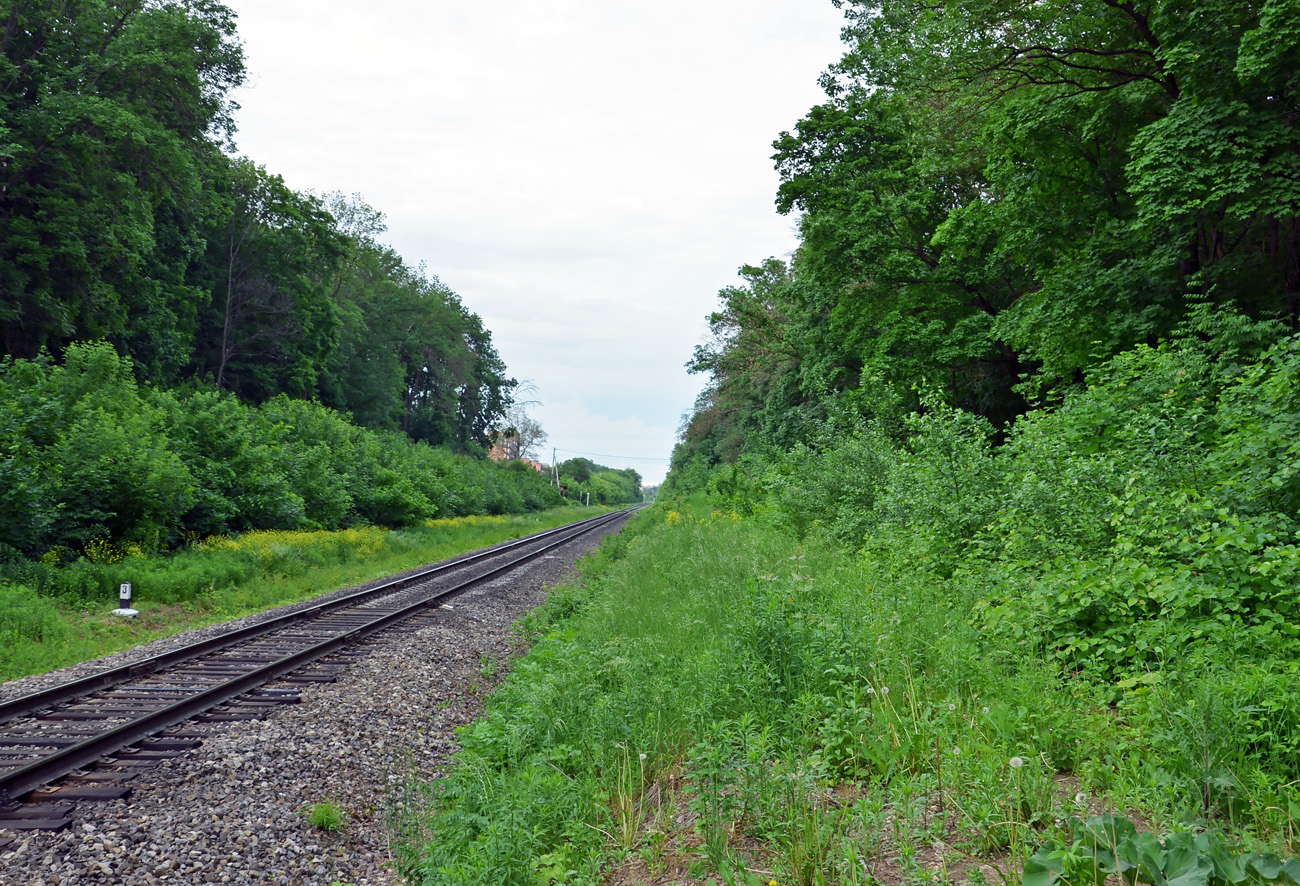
[395, 500, 1299, 886]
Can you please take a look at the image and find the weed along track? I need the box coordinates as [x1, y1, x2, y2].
[0, 509, 635, 845]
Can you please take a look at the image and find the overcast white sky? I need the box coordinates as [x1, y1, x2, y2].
[222, 1, 847, 484]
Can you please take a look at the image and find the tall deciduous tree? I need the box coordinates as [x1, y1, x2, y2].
[314, 194, 517, 451]
[686, 258, 813, 460]
[0, 0, 243, 379]
[828, 0, 1300, 385]
[772, 93, 1031, 423]
[192, 157, 344, 400]
[676, 0, 1299, 483]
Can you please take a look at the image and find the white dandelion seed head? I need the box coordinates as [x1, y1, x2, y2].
[640, 753, 647, 761]
[1074, 792, 1087, 804]
[982, 707, 990, 714]
[866, 687, 876, 695]
[881, 686, 890, 695]
[952, 747, 961, 756]
[948, 703, 956, 711]
[1009, 756, 1025, 769]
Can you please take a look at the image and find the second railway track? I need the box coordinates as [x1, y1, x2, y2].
[0, 508, 636, 826]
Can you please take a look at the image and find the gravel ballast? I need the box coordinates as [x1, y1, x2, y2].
[0, 515, 629, 885]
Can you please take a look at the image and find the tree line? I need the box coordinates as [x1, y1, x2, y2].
[1, 1, 512, 451]
[676, 0, 1298, 469]
[555, 457, 642, 506]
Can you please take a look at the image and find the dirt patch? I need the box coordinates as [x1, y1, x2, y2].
[599, 772, 1142, 886]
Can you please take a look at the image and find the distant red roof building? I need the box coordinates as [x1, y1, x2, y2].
[488, 435, 547, 474]
[488, 433, 520, 462]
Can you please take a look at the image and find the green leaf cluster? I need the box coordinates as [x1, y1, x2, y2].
[1026, 815, 1300, 886]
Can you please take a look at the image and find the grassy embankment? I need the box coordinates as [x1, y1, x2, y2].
[0, 506, 606, 684]
[391, 500, 1300, 886]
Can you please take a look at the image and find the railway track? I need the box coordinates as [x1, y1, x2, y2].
[0, 508, 635, 830]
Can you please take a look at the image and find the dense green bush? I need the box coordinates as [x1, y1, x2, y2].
[656, 323, 1300, 836]
[0, 345, 196, 553]
[727, 320, 1300, 683]
[1212, 334, 1300, 521]
[0, 342, 564, 569]
[971, 327, 1300, 679]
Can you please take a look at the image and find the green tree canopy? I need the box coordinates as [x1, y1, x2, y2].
[0, 0, 244, 378]
[676, 0, 1300, 479]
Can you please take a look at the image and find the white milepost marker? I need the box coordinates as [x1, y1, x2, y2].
[113, 581, 139, 617]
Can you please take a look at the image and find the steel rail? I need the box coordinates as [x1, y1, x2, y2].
[0, 509, 626, 727]
[0, 507, 636, 802]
